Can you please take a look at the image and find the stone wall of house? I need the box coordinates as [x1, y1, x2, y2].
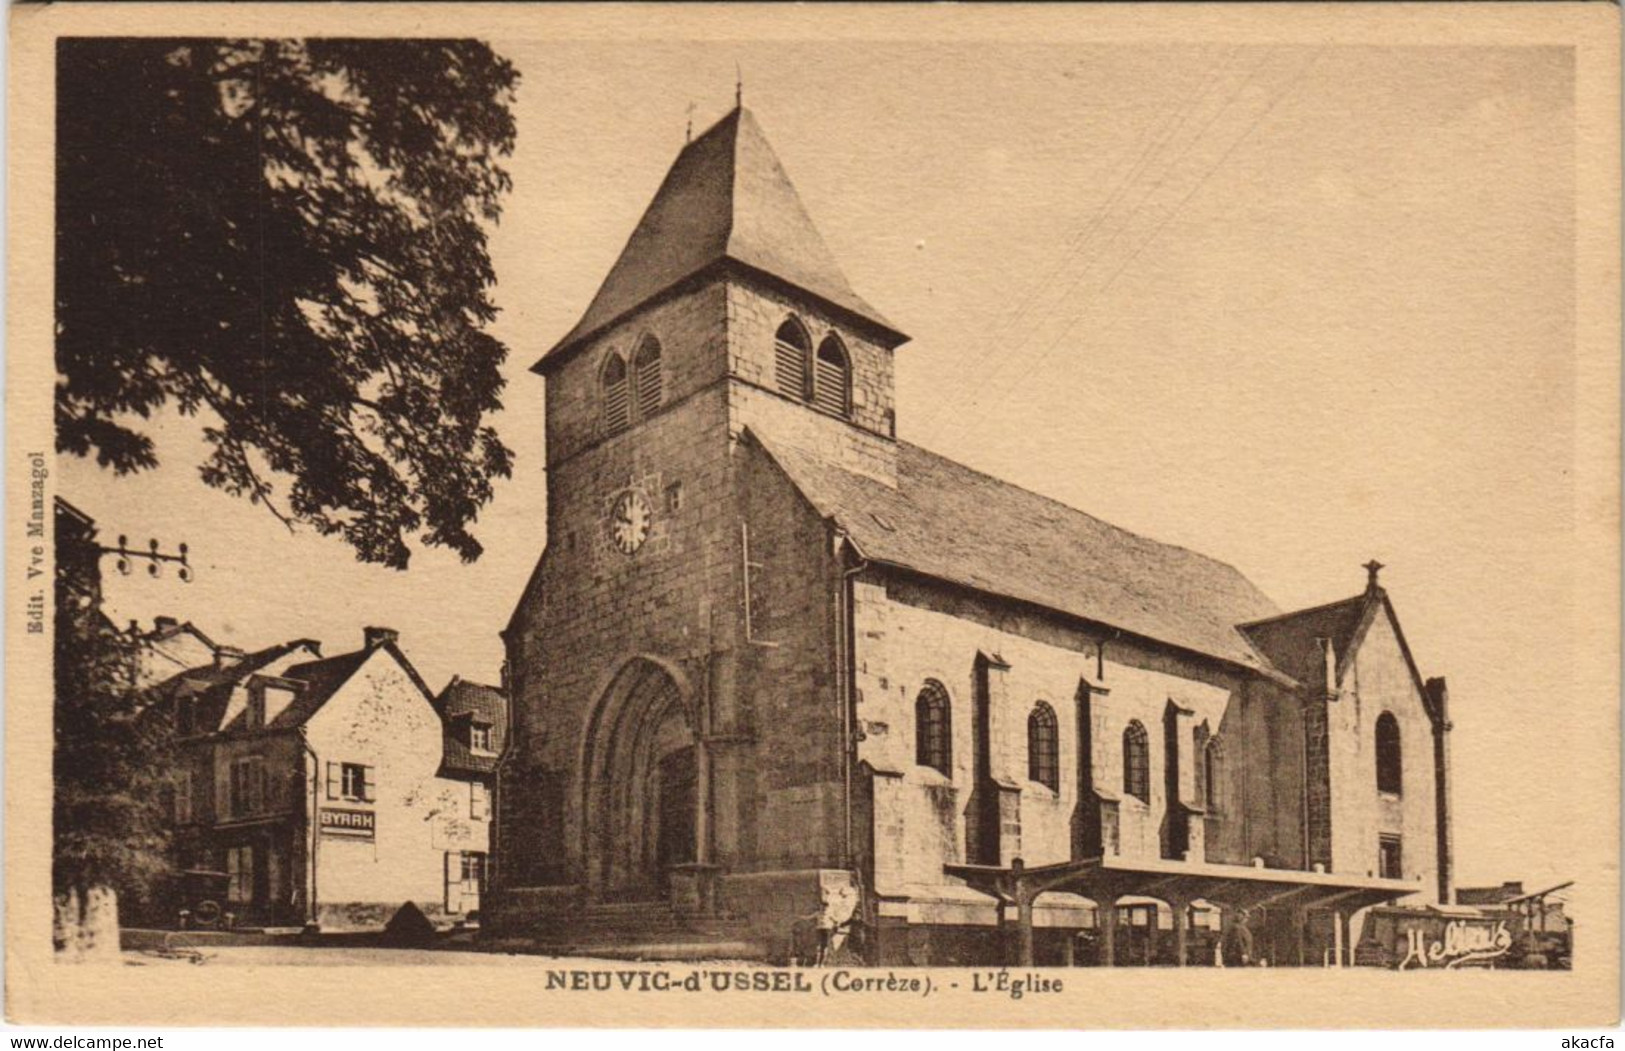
[304, 649, 487, 918]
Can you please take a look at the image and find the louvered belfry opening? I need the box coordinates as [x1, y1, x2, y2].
[774, 317, 810, 400]
[813, 334, 850, 417]
[633, 335, 663, 419]
[602, 352, 630, 434]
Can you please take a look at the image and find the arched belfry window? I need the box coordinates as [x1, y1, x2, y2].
[1375, 712, 1402, 795]
[774, 317, 811, 400]
[813, 334, 851, 417]
[1123, 720, 1150, 802]
[602, 352, 630, 435]
[632, 335, 663, 419]
[1028, 701, 1059, 791]
[915, 680, 952, 776]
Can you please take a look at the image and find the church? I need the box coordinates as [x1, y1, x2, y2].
[488, 105, 1456, 966]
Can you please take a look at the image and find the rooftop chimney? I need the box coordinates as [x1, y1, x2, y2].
[153, 615, 179, 633]
[213, 645, 247, 669]
[364, 626, 399, 650]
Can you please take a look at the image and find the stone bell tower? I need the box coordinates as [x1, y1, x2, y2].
[495, 104, 908, 927]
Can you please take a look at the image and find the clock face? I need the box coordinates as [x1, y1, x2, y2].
[609, 488, 653, 555]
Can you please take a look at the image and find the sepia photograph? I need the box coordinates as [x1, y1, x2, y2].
[6, 0, 1619, 1032]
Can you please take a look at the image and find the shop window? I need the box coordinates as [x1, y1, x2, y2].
[225, 845, 254, 904]
[915, 680, 952, 776]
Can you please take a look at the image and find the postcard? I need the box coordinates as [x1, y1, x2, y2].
[7, 1, 1619, 1028]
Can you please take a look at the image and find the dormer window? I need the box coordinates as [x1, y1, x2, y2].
[469, 721, 494, 754]
[813, 334, 851, 417]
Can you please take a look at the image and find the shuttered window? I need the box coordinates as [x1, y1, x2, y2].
[915, 680, 952, 776]
[602, 353, 630, 434]
[633, 336, 663, 418]
[1028, 701, 1059, 791]
[1123, 721, 1150, 802]
[774, 318, 810, 400]
[813, 335, 850, 417]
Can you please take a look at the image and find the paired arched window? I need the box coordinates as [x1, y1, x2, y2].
[1123, 720, 1150, 802]
[1028, 701, 1059, 791]
[774, 318, 811, 399]
[1375, 712, 1402, 794]
[601, 335, 663, 435]
[772, 315, 852, 419]
[633, 336, 663, 418]
[813, 335, 851, 417]
[602, 352, 630, 434]
[915, 680, 952, 776]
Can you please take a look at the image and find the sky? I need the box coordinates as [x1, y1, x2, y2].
[61, 41, 1578, 888]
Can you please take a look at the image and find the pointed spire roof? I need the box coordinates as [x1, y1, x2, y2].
[536, 107, 905, 370]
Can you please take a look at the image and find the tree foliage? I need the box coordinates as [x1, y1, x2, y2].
[57, 39, 519, 567]
[53, 519, 172, 907]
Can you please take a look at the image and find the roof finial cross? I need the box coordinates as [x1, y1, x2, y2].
[735, 62, 744, 108]
[1363, 559, 1385, 591]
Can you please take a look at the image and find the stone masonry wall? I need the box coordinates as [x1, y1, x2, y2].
[851, 571, 1281, 905]
[1327, 610, 1439, 903]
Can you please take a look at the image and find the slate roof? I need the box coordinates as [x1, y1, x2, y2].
[535, 107, 905, 368]
[267, 649, 373, 729]
[159, 640, 318, 734]
[1238, 594, 1370, 689]
[747, 429, 1284, 673]
[437, 677, 507, 777]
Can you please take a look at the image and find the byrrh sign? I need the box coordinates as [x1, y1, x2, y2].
[320, 807, 376, 839]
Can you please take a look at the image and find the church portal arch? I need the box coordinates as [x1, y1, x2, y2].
[581, 656, 699, 900]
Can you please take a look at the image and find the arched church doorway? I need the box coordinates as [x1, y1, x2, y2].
[583, 658, 698, 901]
